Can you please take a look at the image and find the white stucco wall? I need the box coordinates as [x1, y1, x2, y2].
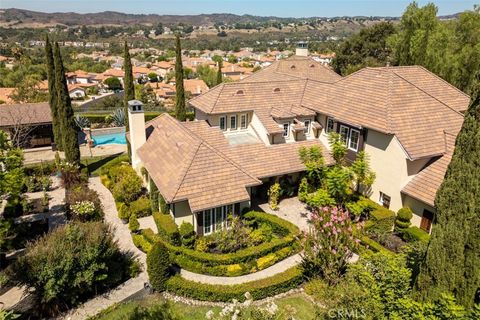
[403, 195, 436, 232]
[171, 200, 194, 226]
[317, 114, 332, 149]
[250, 113, 271, 145]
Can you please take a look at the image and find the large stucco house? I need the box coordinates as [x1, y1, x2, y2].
[127, 49, 469, 236]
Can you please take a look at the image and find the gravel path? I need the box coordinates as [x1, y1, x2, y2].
[62, 177, 148, 320]
[181, 254, 302, 285]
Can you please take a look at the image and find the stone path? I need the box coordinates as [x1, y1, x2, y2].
[62, 177, 148, 320]
[256, 196, 311, 232]
[181, 254, 302, 285]
[138, 216, 158, 233]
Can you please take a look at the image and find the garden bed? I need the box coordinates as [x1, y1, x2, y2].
[134, 211, 301, 277]
[165, 266, 304, 302]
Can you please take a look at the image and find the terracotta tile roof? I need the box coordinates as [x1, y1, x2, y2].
[136, 114, 261, 212]
[0, 88, 15, 104]
[402, 133, 456, 206]
[103, 68, 124, 78]
[184, 79, 209, 95]
[302, 67, 466, 160]
[243, 55, 342, 83]
[0, 102, 52, 127]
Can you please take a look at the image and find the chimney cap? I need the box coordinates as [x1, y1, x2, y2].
[128, 99, 144, 113]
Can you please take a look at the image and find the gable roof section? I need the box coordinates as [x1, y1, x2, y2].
[136, 114, 261, 212]
[244, 55, 342, 83]
[401, 133, 456, 206]
[303, 67, 466, 160]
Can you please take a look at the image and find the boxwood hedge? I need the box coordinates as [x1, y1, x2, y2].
[165, 266, 303, 302]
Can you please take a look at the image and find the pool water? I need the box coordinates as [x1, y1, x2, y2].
[92, 132, 127, 145]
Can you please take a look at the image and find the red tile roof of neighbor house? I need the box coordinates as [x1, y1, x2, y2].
[134, 113, 332, 212]
[0, 88, 15, 104]
[103, 68, 124, 78]
[0, 102, 52, 127]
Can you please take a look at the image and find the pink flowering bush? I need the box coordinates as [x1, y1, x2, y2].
[301, 206, 362, 285]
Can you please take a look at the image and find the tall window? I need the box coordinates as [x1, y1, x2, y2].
[349, 129, 360, 151]
[304, 120, 311, 136]
[203, 209, 212, 235]
[326, 117, 335, 133]
[230, 115, 237, 130]
[283, 122, 290, 138]
[240, 114, 247, 129]
[219, 116, 226, 131]
[339, 125, 349, 145]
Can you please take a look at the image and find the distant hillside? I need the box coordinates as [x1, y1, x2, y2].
[0, 8, 402, 27]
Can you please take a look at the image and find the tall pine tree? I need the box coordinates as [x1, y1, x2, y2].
[44, 35, 62, 150]
[415, 87, 480, 307]
[53, 42, 80, 166]
[123, 41, 134, 160]
[174, 35, 186, 121]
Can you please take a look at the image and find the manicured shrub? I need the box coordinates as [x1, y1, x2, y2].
[268, 182, 281, 210]
[147, 242, 172, 292]
[345, 197, 377, 217]
[402, 226, 430, 244]
[165, 267, 303, 302]
[305, 188, 335, 209]
[129, 214, 140, 232]
[129, 196, 152, 217]
[149, 179, 159, 212]
[367, 206, 396, 234]
[361, 236, 394, 255]
[244, 211, 299, 237]
[14, 222, 134, 315]
[297, 177, 310, 202]
[112, 171, 143, 204]
[179, 222, 196, 248]
[395, 207, 413, 232]
[132, 234, 152, 252]
[117, 202, 130, 220]
[158, 193, 169, 214]
[153, 212, 180, 245]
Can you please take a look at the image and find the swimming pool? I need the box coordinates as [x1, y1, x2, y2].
[92, 132, 127, 145]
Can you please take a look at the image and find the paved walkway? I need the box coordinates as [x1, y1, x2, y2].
[63, 177, 147, 320]
[256, 196, 311, 232]
[181, 254, 302, 285]
[138, 216, 158, 233]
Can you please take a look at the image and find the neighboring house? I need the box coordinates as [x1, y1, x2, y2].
[68, 84, 87, 99]
[152, 61, 175, 79]
[184, 79, 209, 96]
[102, 69, 125, 85]
[0, 102, 53, 148]
[0, 88, 15, 104]
[127, 50, 469, 235]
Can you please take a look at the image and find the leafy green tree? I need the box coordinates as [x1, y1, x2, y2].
[391, 2, 439, 66]
[328, 132, 348, 166]
[147, 72, 158, 82]
[0, 130, 24, 200]
[351, 151, 376, 195]
[332, 22, 396, 75]
[104, 77, 122, 90]
[15, 222, 133, 315]
[299, 146, 326, 188]
[174, 35, 187, 121]
[53, 42, 80, 166]
[415, 89, 480, 307]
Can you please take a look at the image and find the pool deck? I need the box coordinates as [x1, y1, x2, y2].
[24, 144, 127, 165]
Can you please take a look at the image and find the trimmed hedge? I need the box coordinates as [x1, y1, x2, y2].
[367, 204, 396, 234]
[153, 212, 181, 246]
[243, 211, 299, 237]
[402, 226, 430, 244]
[79, 111, 193, 124]
[361, 236, 393, 255]
[165, 266, 303, 302]
[130, 197, 152, 218]
[132, 234, 152, 252]
[143, 228, 298, 267]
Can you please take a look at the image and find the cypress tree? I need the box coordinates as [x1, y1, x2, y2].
[415, 88, 480, 307]
[123, 41, 134, 160]
[174, 35, 186, 121]
[53, 42, 80, 166]
[216, 59, 223, 85]
[45, 35, 62, 150]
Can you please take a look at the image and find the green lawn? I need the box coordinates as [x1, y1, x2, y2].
[81, 152, 127, 176]
[91, 293, 317, 320]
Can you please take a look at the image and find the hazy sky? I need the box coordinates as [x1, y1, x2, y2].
[0, 0, 477, 17]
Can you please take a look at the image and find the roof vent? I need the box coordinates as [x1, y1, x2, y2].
[235, 89, 245, 96]
[309, 64, 315, 68]
[273, 87, 281, 93]
[290, 65, 296, 69]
